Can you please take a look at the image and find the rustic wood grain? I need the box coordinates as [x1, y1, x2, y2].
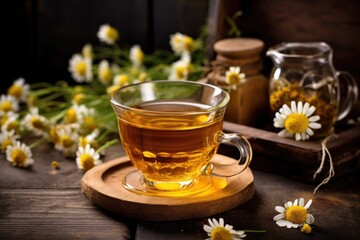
[222, 121, 360, 182]
[0, 189, 132, 240]
[135, 168, 360, 240]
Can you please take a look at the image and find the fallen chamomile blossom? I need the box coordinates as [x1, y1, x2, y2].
[204, 218, 246, 240]
[6, 140, 34, 168]
[274, 198, 314, 231]
[76, 144, 102, 171]
[273, 101, 321, 141]
[225, 66, 246, 90]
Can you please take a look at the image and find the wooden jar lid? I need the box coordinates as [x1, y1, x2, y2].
[214, 38, 264, 59]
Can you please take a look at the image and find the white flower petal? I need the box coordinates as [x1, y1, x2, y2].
[306, 214, 315, 224]
[306, 128, 314, 136]
[276, 220, 289, 227]
[306, 106, 316, 117]
[295, 133, 302, 141]
[219, 218, 224, 227]
[273, 213, 285, 221]
[291, 101, 297, 113]
[275, 206, 286, 213]
[302, 102, 310, 114]
[293, 199, 298, 206]
[297, 102, 303, 113]
[309, 122, 321, 129]
[208, 218, 215, 228]
[212, 218, 219, 227]
[283, 104, 292, 115]
[304, 199, 313, 209]
[278, 129, 289, 137]
[299, 198, 305, 207]
[287, 201, 293, 207]
[203, 225, 212, 233]
[309, 115, 320, 122]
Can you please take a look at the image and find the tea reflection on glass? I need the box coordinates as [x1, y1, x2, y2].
[110, 80, 252, 196]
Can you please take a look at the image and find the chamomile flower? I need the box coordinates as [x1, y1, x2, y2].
[79, 129, 100, 150]
[23, 108, 50, 138]
[1, 112, 20, 133]
[64, 104, 84, 124]
[225, 66, 246, 90]
[273, 101, 322, 141]
[130, 45, 144, 67]
[97, 24, 119, 45]
[170, 32, 195, 55]
[0, 129, 19, 153]
[81, 43, 94, 59]
[204, 218, 246, 240]
[54, 125, 79, 157]
[0, 95, 19, 115]
[113, 74, 131, 87]
[68, 54, 93, 83]
[7, 78, 30, 102]
[274, 198, 314, 229]
[98, 60, 113, 85]
[76, 144, 102, 171]
[6, 140, 34, 168]
[78, 105, 99, 134]
[169, 53, 192, 80]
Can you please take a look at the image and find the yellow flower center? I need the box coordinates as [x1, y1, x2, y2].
[83, 116, 98, 133]
[211, 227, 232, 240]
[65, 109, 78, 123]
[60, 135, 73, 148]
[105, 27, 119, 41]
[184, 36, 194, 52]
[176, 66, 186, 79]
[80, 153, 95, 170]
[49, 127, 59, 143]
[79, 137, 89, 148]
[301, 223, 312, 234]
[115, 74, 130, 86]
[72, 93, 86, 104]
[136, 50, 144, 62]
[100, 68, 112, 84]
[285, 206, 307, 224]
[284, 113, 309, 133]
[31, 117, 47, 131]
[227, 73, 240, 85]
[0, 101, 13, 112]
[8, 85, 23, 99]
[1, 139, 13, 152]
[11, 149, 27, 165]
[76, 61, 87, 76]
[5, 121, 19, 133]
[51, 160, 60, 169]
[1, 115, 9, 126]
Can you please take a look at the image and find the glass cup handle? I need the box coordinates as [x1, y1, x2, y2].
[207, 132, 252, 177]
[336, 71, 359, 121]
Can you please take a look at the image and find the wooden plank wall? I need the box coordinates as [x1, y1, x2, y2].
[3, 0, 209, 86]
[3, 0, 360, 105]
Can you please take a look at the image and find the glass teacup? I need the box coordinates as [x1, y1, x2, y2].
[110, 80, 252, 196]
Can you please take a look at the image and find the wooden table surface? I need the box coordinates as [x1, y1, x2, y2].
[1, 140, 359, 240]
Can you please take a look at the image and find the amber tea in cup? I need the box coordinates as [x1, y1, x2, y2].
[110, 80, 252, 195]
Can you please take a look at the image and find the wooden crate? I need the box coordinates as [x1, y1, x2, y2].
[220, 121, 360, 183]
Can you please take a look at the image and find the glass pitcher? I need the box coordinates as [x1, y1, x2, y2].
[267, 42, 358, 138]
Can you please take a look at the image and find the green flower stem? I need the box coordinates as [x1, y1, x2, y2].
[28, 138, 46, 149]
[243, 230, 266, 233]
[96, 138, 119, 154]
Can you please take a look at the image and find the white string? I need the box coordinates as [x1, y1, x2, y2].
[313, 135, 335, 194]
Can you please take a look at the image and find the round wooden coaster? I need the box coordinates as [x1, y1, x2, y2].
[81, 154, 255, 221]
